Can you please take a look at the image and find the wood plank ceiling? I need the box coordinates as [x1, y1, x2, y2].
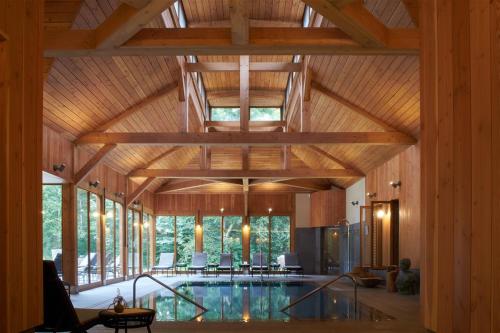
[43, 0, 420, 193]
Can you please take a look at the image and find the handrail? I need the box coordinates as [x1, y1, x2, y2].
[280, 274, 358, 313]
[132, 274, 208, 312]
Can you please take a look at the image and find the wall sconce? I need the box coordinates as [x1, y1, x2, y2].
[376, 209, 386, 219]
[268, 208, 273, 214]
[89, 180, 100, 188]
[196, 224, 202, 232]
[52, 163, 66, 172]
[132, 200, 141, 208]
[114, 192, 125, 198]
[243, 224, 249, 232]
[390, 180, 402, 188]
[220, 207, 224, 214]
[351, 201, 359, 206]
[366, 192, 377, 199]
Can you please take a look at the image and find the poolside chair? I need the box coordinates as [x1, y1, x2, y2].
[217, 253, 234, 278]
[152, 253, 175, 276]
[283, 253, 304, 276]
[188, 252, 208, 275]
[36, 260, 102, 333]
[251, 253, 269, 277]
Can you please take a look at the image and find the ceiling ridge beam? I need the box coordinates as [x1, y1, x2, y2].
[229, 0, 249, 45]
[75, 131, 417, 145]
[130, 168, 362, 179]
[185, 62, 302, 73]
[43, 27, 419, 57]
[188, 19, 302, 28]
[311, 81, 404, 133]
[126, 177, 155, 206]
[96, 0, 176, 49]
[73, 144, 117, 185]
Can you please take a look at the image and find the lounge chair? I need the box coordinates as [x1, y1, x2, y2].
[188, 252, 208, 275]
[152, 253, 175, 276]
[216, 253, 234, 277]
[251, 253, 269, 276]
[283, 253, 304, 276]
[36, 260, 102, 332]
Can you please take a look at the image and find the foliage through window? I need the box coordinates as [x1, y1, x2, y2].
[211, 107, 240, 121]
[250, 107, 281, 121]
[203, 216, 222, 264]
[42, 185, 63, 276]
[250, 216, 290, 264]
[127, 209, 140, 276]
[155, 216, 175, 263]
[155, 216, 196, 265]
[105, 199, 123, 280]
[77, 189, 102, 285]
[142, 213, 152, 272]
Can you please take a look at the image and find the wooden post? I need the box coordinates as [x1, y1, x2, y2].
[0, 0, 44, 330]
[420, 1, 500, 332]
[62, 183, 78, 288]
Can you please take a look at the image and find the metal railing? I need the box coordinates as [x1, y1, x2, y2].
[280, 274, 358, 313]
[132, 274, 208, 313]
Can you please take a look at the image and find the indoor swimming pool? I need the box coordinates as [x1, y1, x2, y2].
[134, 281, 394, 322]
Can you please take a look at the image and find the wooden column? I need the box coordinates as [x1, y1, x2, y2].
[0, 0, 44, 330]
[420, 0, 500, 332]
[62, 183, 78, 288]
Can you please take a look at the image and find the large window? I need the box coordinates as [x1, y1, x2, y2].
[104, 199, 123, 280]
[250, 107, 281, 121]
[77, 189, 102, 285]
[223, 216, 243, 266]
[155, 216, 175, 263]
[250, 216, 290, 264]
[127, 209, 140, 276]
[211, 107, 240, 121]
[142, 213, 152, 272]
[156, 216, 196, 265]
[42, 185, 63, 275]
[203, 216, 222, 264]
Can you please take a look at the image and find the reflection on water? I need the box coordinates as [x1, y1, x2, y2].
[136, 281, 393, 322]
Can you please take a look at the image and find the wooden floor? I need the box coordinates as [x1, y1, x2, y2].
[82, 275, 426, 333]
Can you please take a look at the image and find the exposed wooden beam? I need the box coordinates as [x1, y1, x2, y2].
[311, 81, 399, 132]
[242, 146, 249, 170]
[126, 177, 155, 206]
[44, 27, 419, 57]
[402, 0, 419, 26]
[88, 81, 178, 134]
[240, 56, 249, 132]
[120, 0, 151, 8]
[130, 168, 362, 179]
[127, 146, 181, 176]
[185, 62, 302, 73]
[243, 178, 249, 216]
[229, 0, 249, 45]
[155, 179, 213, 193]
[73, 144, 117, 185]
[274, 179, 331, 191]
[76, 131, 417, 145]
[96, 0, 175, 49]
[302, 0, 388, 47]
[207, 89, 284, 107]
[306, 145, 364, 175]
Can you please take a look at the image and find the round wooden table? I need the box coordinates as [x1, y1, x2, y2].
[99, 308, 155, 333]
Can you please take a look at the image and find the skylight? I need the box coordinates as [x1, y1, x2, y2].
[250, 107, 281, 121]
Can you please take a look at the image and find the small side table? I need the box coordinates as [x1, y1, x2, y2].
[240, 263, 250, 275]
[99, 308, 155, 333]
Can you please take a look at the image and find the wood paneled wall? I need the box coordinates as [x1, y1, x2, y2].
[310, 189, 346, 227]
[365, 144, 421, 268]
[0, 0, 44, 331]
[420, 1, 500, 332]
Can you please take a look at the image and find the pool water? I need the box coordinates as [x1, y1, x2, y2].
[135, 281, 394, 322]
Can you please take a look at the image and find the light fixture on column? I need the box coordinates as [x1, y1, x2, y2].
[268, 208, 273, 214]
[220, 207, 224, 214]
[52, 163, 66, 172]
[89, 180, 100, 188]
[389, 180, 402, 188]
[351, 201, 359, 206]
[114, 192, 125, 198]
[366, 192, 377, 199]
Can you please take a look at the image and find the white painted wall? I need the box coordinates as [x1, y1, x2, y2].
[295, 193, 311, 228]
[346, 178, 365, 224]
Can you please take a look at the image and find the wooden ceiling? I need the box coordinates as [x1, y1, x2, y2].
[42, 0, 420, 194]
